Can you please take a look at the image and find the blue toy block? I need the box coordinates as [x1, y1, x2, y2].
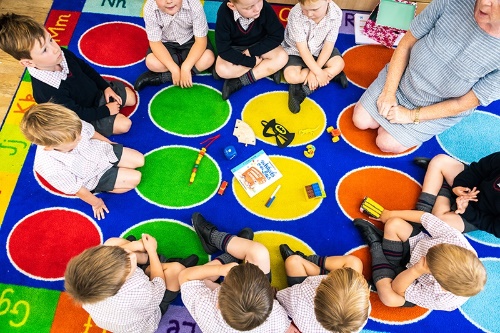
[224, 145, 237, 160]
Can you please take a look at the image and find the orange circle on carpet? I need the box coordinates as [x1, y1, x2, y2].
[79, 22, 149, 67]
[347, 246, 430, 323]
[343, 45, 394, 89]
[337, 166, 420, 229]
[338, 105, 417, 157]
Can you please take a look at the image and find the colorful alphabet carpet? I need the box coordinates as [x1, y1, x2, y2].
[1, 0, 500, 332]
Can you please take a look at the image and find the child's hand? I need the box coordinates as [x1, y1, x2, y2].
[455, 195, 477, 214]
[141, 233, 158, 253]
[171, 66, 181, 86]
[180, 66, 193, 88]
[305, 71, 318, 91]
[106, 101, 121, 115]
[104, 87, 122, 105]
[219, 262, 238, 276]
[315, 70, 330, 87]
[92, 198, 109, 220]
[453, 186, 479, 198]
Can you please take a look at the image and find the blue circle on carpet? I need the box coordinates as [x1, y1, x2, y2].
[460, 259, 500, 332]
[466, 230, 500, 247]
[437, 111, 500, 163]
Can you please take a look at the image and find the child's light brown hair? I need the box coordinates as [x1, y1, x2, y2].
[427, 243, 487, 297]
[218, 262, 274, 331]
[64, 245, 131, 304]
[0, 13, 46, 60]
[298, 0, 324, 5]
[314, 268, 370, 333]
[20, 102, 82, 147]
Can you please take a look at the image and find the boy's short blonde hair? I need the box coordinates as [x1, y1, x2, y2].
[0, 13, 46, 60]
[314, 268, 370, 333]
[64, 245, 131, 304]
[20, 102, 82, 147]
[298, 0, 324, 5]
[218, 263, 274, 331]
[427, 243, 487, 297]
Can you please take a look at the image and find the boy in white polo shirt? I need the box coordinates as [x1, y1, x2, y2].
[134, 0, 215, 90]
[282, 0, 348, 113]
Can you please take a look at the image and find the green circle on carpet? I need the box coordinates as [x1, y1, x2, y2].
[136, 146, 221, 208]
[123, 220, 210, 265]
[149, 84, 231, 136]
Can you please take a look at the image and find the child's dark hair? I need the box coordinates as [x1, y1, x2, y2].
[0, 13, 46, 60]
[218, 262, 274, 330]
[64, 246, 131, 304]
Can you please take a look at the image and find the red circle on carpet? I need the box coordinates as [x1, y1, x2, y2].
[35, 171, 74, 197]
[102, 75, 139, 117]
[79, 22, 148, 67]
[8, 209, 102, 280]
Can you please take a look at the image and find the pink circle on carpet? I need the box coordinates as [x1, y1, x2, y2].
[102, 75, 139, 117]
[7, 208, 102, 280]
[79, 22, 148, 68]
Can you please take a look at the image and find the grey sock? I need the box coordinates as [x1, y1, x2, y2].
[306, 255, 329, 275]
[215, 252, 238, 264]
[370, 242, 396, 283]
[382, 238, 404, 268]
[209, 230, 234, 252]
[415, 192, 436, 212]
[239, 70, 255, 86]
[301, 84, 312, 96]
[160, 72, 172, 82]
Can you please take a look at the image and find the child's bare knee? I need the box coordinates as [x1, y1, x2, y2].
[284, 254, 304, 269]
[344, 255, 363, 273]
[125, 88, 136, 105]
[248, 242, 269, 260]
[164, 262, 184, 278]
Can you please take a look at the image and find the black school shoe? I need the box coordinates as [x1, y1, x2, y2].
[279, 244, 308, 262]
[332, 71, 348, 89]
[288, 84, 306, 114]
[134, 71, 170, 91]
[353, 218, 384, 247]
[222, 78, 243, 100]
[413, 157, 431, 170]
[192, 212, 220, 254]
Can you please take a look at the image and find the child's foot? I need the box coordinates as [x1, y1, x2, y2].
[134, 70, 171, 91]
[332, 71, 348, 89]
[222, 78, 243, 100]
[191, 212, 219, 254]
[279, 244, 308, 261]
[413, 157, 431, 170]
[353, 218, 383, 247]
[288, 84, 306, 113]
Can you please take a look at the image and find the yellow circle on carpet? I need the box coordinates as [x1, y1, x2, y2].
[241, 91, 326, 147]
[254, 231, 313, 290]
[233, 156, 324, 221]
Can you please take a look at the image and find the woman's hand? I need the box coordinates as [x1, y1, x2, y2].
[386, 105, 413, 124]
[377, 90, 398, 117]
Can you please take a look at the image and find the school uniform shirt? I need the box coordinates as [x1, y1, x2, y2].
[83, 268, 166, 333]
[181, 280, 291, 333]
[29, 48, 111, 122]
[34, 121, 117, 194]
[215, 0, 284, 68]
[143, 0, 208, 44]
[452, 152, 500, 237]
[282, 2, 342, 57]
[405, 213, 477, 311]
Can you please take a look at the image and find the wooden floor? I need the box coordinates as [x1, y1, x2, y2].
[0, 0, 53, 125]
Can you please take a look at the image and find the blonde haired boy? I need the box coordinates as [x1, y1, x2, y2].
[20, 103, 144, 220]
[355, 210, 487, 310]
[65, 234, 198, 333]
[282, 0, 347, 113]
[0, 13, 136, 137]
[134, 0, 215, 91]
[277, 245, 370, 333]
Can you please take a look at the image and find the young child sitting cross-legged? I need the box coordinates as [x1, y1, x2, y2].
[134, 0, 215, 91]
[0, 13, 136, 137]
[277, 244, 370, 333]
[214, 0, 289, 100]
[65, 234, 198, 333]
[19, 103, 144, 220]
[282, 0, 348, 113]
[355, 205, 487, 311]
[179, 212, 299, 332]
